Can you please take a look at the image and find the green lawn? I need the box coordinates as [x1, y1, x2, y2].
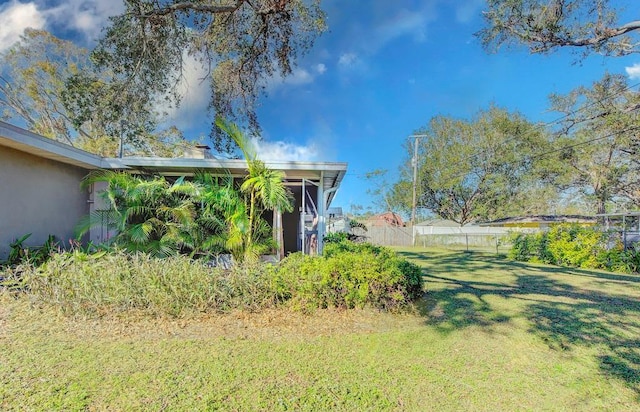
[2, 249, 640, 410]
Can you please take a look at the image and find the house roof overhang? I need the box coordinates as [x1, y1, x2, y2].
[0, 121, 347, 208]
[103, 157, 348, 207]
[0, 121, 104, 170]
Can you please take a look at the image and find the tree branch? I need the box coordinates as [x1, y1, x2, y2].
[134, 2, 241, 18]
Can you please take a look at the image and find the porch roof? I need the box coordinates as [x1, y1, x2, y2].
[104, 157, 347, 207]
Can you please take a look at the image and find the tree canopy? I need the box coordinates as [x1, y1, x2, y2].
[478, 0, 640, 57]
[94, 0, 326, 152]
[0, 29, 189, 157]
[548, 72, 640, 213]
[397, 106, 556, 225]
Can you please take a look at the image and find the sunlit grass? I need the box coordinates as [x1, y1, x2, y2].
[2, 249, 640, 410]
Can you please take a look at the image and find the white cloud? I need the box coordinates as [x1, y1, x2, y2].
[0, 0, 125, 51]
[264, 64, 324, 92]
[338, 52, 358, 68]
[285, 67, 314, 85]
[252, 138, 320, 162]
[0, 1, 45, 52]
[626, 63, 640, 79]
[163, 53, 211, 128]
[43, 0, 124, 43]
[374, 9, 430, 46]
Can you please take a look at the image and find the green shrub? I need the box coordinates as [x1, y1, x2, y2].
[545, 225, 607, 268]
[272, 241, 424, 311]
[508, 224, 640, 274]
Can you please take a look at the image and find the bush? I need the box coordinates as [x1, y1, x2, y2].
[272, 241, 424, 312]
[508, 224, 640, 274]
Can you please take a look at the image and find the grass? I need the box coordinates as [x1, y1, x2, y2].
[2, 248, 640, 410]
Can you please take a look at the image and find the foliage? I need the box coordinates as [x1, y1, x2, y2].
[0, 29, 190, 156]
[216, 117, 294, 261]
[4, 249, 640, 410]
[271, 241, 424, 312]
[1, 233, 59, 268]
[78, 170, 252, 259]
[548, 73, 640, 213]
[0, 29, 90, 146]
[9, 242, 423, 317]
[362, 169, 408, 213]
[93, 0, 326, 151]
[478, 0, 640, 58]
[508, 224, 640, 273]
[324, 219, 367, 243]
[508, 231, 551, 264]
[18, 250, 275, 317]
[397, 105, 556, 225]
[79, 136, 292, 261]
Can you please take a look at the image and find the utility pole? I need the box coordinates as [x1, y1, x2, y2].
[410, 134, 428, 226]
[118, 120, 126, 158]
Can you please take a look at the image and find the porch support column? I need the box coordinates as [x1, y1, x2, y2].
[317, 172, 325, 254]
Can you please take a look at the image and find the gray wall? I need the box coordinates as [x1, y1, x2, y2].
[0, 146, 90, 259]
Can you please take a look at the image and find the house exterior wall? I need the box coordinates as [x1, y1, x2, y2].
[0, 145, 90, 259]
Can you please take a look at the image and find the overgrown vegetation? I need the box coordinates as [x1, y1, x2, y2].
[509, 224, 640, 273]
[2, 241, 423, 317]
[77, 119, 294, 262]
[3, 249, 640, 410]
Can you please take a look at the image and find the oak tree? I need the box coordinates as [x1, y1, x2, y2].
[549, 73, 640, 212]
[94, 0, 326, 152]
[478, 0, 640, 57]
[398, 106, 556, 225]
[0, 29, 190, 157]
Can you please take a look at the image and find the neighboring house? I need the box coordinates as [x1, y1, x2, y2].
[480, 215, 597, 231]
[0, 121, 347, 259]
[366, 211, 405, 227]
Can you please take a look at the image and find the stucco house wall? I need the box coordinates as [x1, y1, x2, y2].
[0, 145, 90, 259]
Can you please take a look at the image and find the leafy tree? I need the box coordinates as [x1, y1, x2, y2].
[0, 29, 190, 157]
[362, 169, 410, 214]
[478, 0, 640, 57]
[93, 0, 326, 152]
[399, 106, 556, 225]
[548, 73, 640, 212]
[0, 29, 89, 146]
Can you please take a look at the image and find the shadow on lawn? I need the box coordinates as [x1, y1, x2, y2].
[399, 250, 640, 393]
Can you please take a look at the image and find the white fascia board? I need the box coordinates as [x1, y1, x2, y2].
[0, 121, 103, 169]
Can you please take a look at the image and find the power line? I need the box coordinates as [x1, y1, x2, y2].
[413, 80, 640, 173]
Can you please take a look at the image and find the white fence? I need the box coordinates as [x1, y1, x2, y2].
[361, 225, 512, 253]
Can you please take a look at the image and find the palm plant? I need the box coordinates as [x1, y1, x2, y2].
[191, 171, 249, 260]
[215, 117, 294, 260]
[79, 171, 199, 257]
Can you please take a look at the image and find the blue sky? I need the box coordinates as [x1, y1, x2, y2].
[1, 0, 639, 213]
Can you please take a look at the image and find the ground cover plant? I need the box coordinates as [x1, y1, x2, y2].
[2, 248, 640, 410]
